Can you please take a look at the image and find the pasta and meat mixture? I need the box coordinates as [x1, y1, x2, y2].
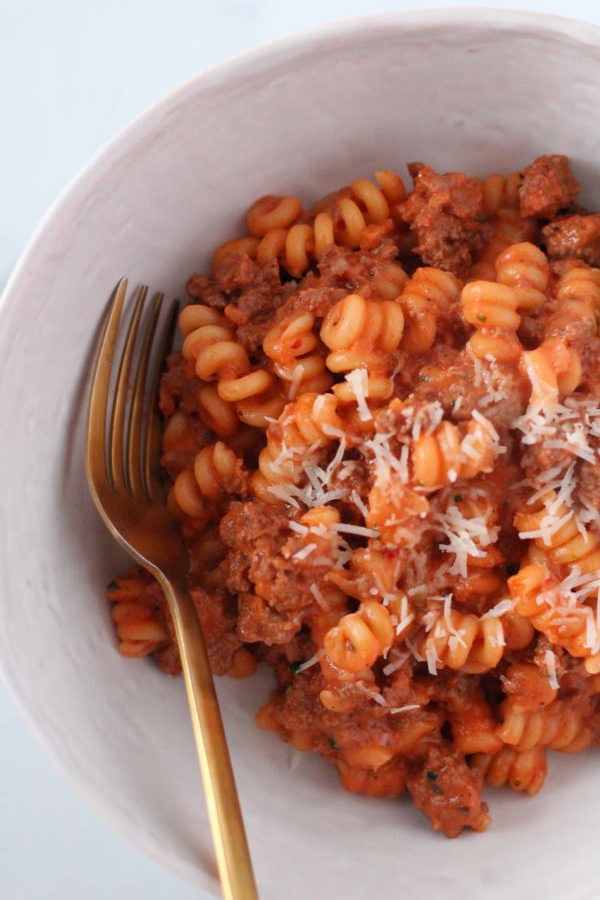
[107, 154, 600, 837]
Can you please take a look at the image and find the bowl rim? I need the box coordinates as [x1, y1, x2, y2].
[3, 6, 600, 892]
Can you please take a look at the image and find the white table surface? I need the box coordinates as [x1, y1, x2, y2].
[2, 0, 600, 897]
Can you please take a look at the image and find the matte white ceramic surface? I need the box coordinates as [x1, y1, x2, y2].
[2, 10, 600, 900]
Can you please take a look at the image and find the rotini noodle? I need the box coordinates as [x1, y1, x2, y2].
[498, 696, 592, 753]
[481, 171, 522, 217]
[462, 280, 522, 362]
[547, 264, 600, 335]
[323, 600, 396, 672]
[471, 746, 547, 795]
[264, 310, 332, 396]
[495, 241, 549, 311]
[400, 267, 461, 354]
[106, 572, 167, 658]
[423, 608, 505, 674]
[411, 417, 498, 487]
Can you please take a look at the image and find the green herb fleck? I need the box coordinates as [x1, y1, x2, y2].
[426, 770, 438, 782]
[477, 313, 487, 322]
[106, 580, 120, 592]
[506, 562, 519, 577]
[328, 736, 341, 751]
[290, 661, 303, 675]
[453, 494, 463, 503]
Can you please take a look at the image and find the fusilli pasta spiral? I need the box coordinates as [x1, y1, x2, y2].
[400, 267, 461, 354]
[495, 241, 549, 311]
[548, 264, 600, 335]
[264, 310, 332, 396]
[498, 696, 592, 753]
[323, 600, 396, 672]
[411, 416, 498, 487]
[423, 608, 505, 674]
[481, 171, 522, 217]
[471, 746, 547, 795]
[462, 280, 522, 363]
[106, 571, 167, 658]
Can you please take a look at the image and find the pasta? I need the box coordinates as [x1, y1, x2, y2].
[400, 267, 460, 354]
[470, 208, 538, 281]
[548, 264, 600, 336]
[411, 418, 498, 487]
[423, 608, 504, 674]
[461, 280, 521, 362]
[481, 171, 522, 217]
[495, 241, 549, 310]
[323, 600, 395, 672]
[498, 697, 592, 753]
[471, 746, 547, 795]
[106, 571, 168, 657]
[108, 154, 600, 838]
[263, 310, 333, 396]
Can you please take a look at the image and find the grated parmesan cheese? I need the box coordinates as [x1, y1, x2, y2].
[268, 484, 301, 508]
[395, 613, 415, 636]
[513, 386, 600, 464]
[544, 649, 560, 690]
[408, 401, 445, 440]
[345, 369, 372, 421]
[467, 346, 509, 407]
[481, 598, 514, 620]
[434, 505, 497, 577]
[382, 651, 411, 676]
[295, 651, 323, 673]
[309, 583, 327, 608]
[330, 522, 380, 539]
[363, 432, 409, 486]
[472, 408, 501, 442]
[351, 489, 369, 517]
[321, 423, 347, 439]
[288, 520, 309, 535]
[406, 635, 425, 663]
[425, 643, 439, 675]
[518, 508, 574, 546]
[292, 542, 318, 560]
[288, 364, 305, 400]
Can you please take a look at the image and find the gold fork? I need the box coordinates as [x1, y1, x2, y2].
[86, 278, 258, 900]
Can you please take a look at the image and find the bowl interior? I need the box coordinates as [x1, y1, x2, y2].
[3, 11, 600, 900]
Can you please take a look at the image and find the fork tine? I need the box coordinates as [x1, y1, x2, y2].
[86, 278, 128, 493]
[144, 298, 179, 501]
[127, 291, 163, 498]
[109, 285, 147, 493]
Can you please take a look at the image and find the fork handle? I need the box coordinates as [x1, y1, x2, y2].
[159, 575, 259, 900]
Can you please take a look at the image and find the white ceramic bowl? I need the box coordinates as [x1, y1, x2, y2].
[3, 9, 600, 899]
